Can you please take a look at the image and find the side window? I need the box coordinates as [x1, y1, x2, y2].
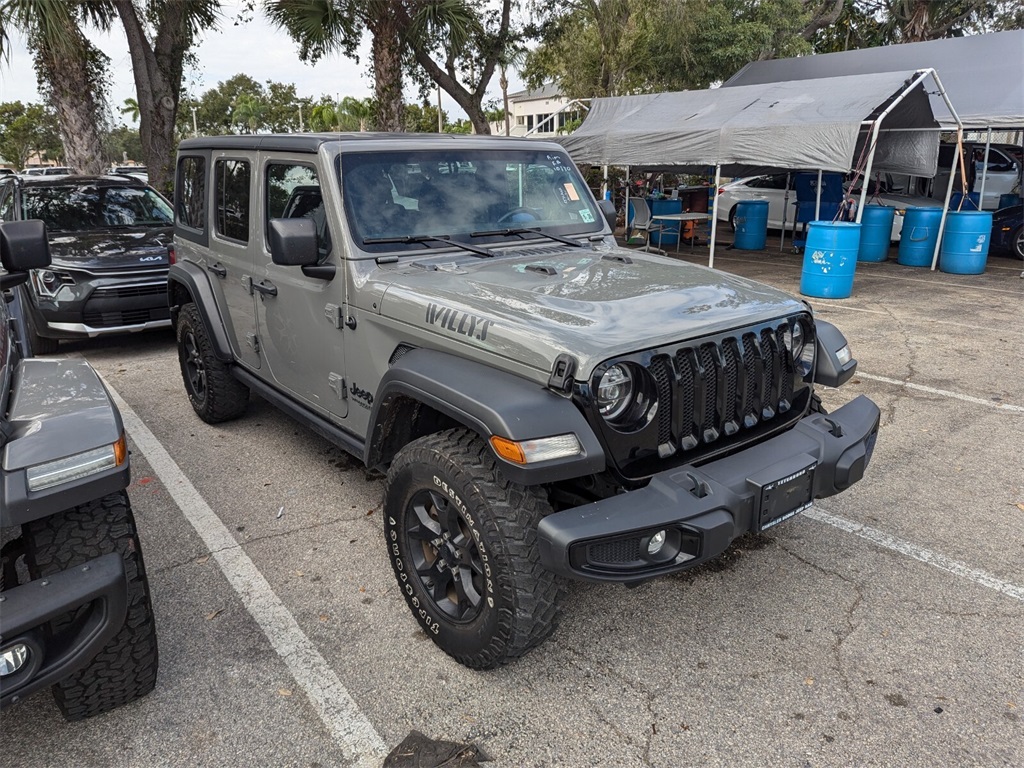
[0, 184, 13, 221]
[266, 163, 331, 261]
[176, 156, 206, 231]
[215, 159, 250, 243]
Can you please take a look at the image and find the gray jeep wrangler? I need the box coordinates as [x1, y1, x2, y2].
[0, 220, 158, 718]
[169, 134, 879, 669]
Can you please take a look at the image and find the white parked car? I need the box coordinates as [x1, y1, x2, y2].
[716, 174, 943, 241]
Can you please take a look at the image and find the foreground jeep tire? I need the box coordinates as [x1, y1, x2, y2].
[24, 492, 159, 720]
[384, 429, 564, 669]
[176, 302, 249, 423]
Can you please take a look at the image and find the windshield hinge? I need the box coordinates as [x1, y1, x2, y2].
[548, 353, 578, 395]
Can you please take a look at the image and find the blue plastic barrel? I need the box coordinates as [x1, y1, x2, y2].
[897, 207, 944, 267]
[949, 191, 980, 211]
[857, 205, 895, 262]
[800, 222, 861, 299]
[939, 211, 993, 274]
[734, 199, 769, 250]
[998, 193, 1023, 210]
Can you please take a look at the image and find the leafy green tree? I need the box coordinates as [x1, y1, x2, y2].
[309, 101, 340, 132]
[404, 100, 447, 132]
[103, 124, 144, 166]
[0, 101, 62, 169]
[232, 92, 268, 133]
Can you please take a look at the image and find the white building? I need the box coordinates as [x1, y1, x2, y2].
[489, 84, 587, 138]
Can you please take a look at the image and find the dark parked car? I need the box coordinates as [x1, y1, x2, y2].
[0, 175, 173, 353]
[991, 202, 1023, 259]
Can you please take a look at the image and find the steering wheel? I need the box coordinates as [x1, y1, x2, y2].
[497, 207, 540, 226]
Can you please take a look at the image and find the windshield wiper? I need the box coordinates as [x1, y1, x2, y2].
[469, 227, 584, 248]
[363, 234, 496, 258]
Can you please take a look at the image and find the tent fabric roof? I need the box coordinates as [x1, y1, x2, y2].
[723, 30, 1024, 130]
[557, 70, 939, 177]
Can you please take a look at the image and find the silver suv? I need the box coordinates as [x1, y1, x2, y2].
[169, 134, 880, 668]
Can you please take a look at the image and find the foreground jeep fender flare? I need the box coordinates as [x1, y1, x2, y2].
[366, 348, 605, 485]
[167, 262, 233, 363]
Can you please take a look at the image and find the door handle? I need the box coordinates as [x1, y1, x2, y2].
[207, 263, 227, 278]
[252, 280, 278, 298]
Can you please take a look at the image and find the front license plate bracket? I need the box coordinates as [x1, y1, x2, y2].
[747, 453, 817, 531]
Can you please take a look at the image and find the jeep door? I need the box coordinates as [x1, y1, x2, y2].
[253, 158, 347, 418]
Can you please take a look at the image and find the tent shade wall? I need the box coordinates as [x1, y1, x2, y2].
[557, 70, 940, 178]
[724, 30, 1024, 130]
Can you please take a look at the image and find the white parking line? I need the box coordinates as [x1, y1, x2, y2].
[102, 379, 388, 766]
[855, 372, 1024, 412]
[806, 508, 1024, 603]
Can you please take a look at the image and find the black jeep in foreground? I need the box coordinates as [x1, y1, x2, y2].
[0, 220, 158, 719]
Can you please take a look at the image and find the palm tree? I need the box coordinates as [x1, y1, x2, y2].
[339, 96, 373, 131]
[309, 102, 339, 132]
[0, 0, 111, 175]
[120, 97, 140, 123]
[232, 93, 266, 134]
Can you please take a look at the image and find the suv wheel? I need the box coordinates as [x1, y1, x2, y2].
[384, 428, 564, 669]
[176, 303, 249, 423]
[24, 492, 158, 720]
[1013, 225, 1023, 259]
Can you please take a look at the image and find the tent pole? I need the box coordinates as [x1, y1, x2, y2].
[708, 164, 721, 269]
[978, 127, 992, 209]
[601, 165, 609, 200]
[780, 172, 791, 252]
[815, 169, 822, 219]
[932, 131, 961, 270]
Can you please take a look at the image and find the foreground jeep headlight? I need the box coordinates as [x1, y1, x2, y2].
[595, 363, 658, 431]
[26, 434, 127, 491]
[784, 317, 814, 377]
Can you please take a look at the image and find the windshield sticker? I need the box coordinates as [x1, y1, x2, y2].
[579, 208, 595, 223]
[563, 183, 580, 202]
[425, 303, 494, 341]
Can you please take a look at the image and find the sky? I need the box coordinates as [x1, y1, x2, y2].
[0, 0, 526, 126]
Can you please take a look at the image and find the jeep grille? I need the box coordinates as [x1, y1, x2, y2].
[580, 315, 813, 481]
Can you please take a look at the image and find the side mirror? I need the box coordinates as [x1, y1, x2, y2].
[1, 219, 51, 289]
[268, 217, 318, 267]
[598, 199, 616, 232]
[814, 320, 857, 388]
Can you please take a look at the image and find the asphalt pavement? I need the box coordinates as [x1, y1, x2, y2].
[2, 242, 1022, 767]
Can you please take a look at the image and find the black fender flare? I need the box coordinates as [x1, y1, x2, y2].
[814, 320, 857, 388]
[167, 262, 233, 362]
[366, 348, 605, 485]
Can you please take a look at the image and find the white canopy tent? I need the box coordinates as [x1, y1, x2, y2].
[559, 69, 961, 268]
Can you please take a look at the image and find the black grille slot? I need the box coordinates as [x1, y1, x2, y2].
[588, 538, 641, 565]
[722, 339, 740, 429]
[83, 306, 170, 327]
[649, 355, 673, 446]
[90, 284, 165, 299]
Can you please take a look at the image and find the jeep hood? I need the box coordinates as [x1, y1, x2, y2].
[48, 228, 172, 270]
[378, 243, 806, 377]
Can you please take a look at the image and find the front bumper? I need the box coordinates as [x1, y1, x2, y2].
[0, 553, 127, 708]
[29, 274, 170, 339]
[538, 395, 880, 583]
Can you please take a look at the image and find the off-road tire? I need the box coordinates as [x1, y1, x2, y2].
[176, 302, 249, 423]
[24, 492, 159, 720]
[384, 428, 565, 669]
[21, 289, 59, 355]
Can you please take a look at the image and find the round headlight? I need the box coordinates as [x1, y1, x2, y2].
[597, 364, 634, 421]
[790, 319, 805, 359]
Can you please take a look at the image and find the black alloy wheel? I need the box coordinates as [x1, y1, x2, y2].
[175, 303, 249, 423]
[404, 487, 485, 623]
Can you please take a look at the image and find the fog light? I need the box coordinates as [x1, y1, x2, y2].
[647, 530, 667, 556]
[0, 643, 29, 676]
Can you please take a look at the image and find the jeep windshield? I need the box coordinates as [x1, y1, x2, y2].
[339, 149, 603, 254]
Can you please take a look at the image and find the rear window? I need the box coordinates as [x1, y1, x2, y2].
[20, 185, 172, 232]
